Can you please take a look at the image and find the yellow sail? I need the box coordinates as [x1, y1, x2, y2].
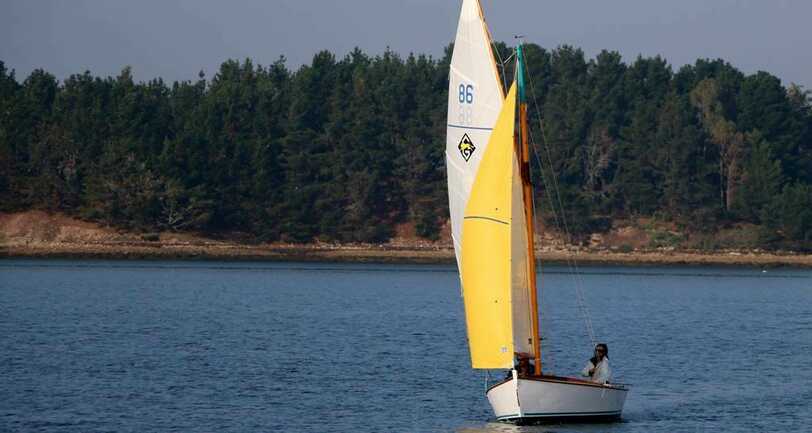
[461, 83, 533, 369]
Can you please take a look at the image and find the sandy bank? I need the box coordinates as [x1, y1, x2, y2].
[2, 211, 811, 267]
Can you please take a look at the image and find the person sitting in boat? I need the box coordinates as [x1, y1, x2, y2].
[581, 343, 612, 383]
[515, 352, 536, 376]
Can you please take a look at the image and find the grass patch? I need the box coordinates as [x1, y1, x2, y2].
[686, 224, 763, 251]
[648, 230, 685, 249]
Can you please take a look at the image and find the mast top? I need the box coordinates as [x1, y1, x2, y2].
[516, 44, 527, 104]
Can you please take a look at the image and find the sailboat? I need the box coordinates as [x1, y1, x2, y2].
[445, 0, 629, 423]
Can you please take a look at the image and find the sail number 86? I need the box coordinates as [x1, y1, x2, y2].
[458, 84, 474, 104]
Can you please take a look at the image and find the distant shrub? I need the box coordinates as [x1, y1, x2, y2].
[698, 237, 722, 251]
[684, 208, 722, 233]
[415, 207, 440, 241]
[141, 233, 160, 242]
[648, 230, 684, 249]
[588, 216, 613, 233]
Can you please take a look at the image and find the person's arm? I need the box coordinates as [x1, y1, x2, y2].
[580, 361, 594, 377]
[594, 360, 611, 383]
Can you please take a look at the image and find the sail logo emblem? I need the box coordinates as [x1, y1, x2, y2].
[458, 134, 476, 162]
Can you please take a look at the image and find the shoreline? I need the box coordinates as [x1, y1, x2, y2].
[3, 210, 811, 268]
[4, 243, 812, 268]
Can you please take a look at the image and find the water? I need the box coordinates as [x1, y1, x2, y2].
[1, 260, 811, 432]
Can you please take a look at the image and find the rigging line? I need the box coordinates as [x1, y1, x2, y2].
[491, 41, 508, 92]
[522, 90, 559, 372]
[531, 188, 556, 372]
[526, 62, 596, 350]
[490, 41, 513, 94]
[522, 100, 555, 369]
[533, 123, 597, 350]
[527, 96, 597, 350]
[521, 49, 597, 349]
[528, 119, 595, 348]
[516, 44, 555, 373]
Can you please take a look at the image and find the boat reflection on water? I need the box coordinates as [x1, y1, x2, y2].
[458, 421, 622, 433]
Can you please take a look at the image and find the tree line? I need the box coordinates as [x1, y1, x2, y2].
[0, 43, 810, 247]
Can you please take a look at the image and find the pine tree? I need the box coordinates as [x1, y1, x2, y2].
[733, 132, 783, 223]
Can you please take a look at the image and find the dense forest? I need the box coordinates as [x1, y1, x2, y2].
[1, 43, 811, 248]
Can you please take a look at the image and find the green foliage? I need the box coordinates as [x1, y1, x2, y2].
[732, 132, 782, 222]
[648, 230, 684, 249]
[0, 45, 810, 249]
[689, 225, 762, 250]
[764, 183, 812, 247]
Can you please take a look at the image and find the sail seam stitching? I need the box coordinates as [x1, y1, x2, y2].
[447, 123, 493, 131]
[463, 216, 509, 225]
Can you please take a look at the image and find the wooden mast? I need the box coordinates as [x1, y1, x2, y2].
[516, 43, 542, 376]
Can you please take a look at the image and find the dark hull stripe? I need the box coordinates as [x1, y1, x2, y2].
[497, 410, 621, 420]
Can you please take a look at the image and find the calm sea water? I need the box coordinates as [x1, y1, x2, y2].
[1, 259, 811, 432]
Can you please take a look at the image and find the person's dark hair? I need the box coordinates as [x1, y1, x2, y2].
[590, 343, 609, 365]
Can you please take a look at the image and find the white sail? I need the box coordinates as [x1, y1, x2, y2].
[446, 0, 504, 271]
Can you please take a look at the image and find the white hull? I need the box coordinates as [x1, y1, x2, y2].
[487, 372, 628, 423]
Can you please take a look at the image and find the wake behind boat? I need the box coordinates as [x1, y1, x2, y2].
[445, 0, 629, 423]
